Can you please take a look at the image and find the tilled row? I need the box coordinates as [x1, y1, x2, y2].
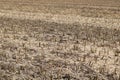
[0, 10, 120, 29]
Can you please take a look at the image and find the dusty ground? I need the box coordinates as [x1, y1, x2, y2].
[0, 0, 120, 19]
[1, 0, 120, 6]
[0, 0, 120, 80]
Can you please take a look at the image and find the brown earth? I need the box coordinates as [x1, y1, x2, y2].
[1, 0, 120, 7]
[0, 0, 120, 19]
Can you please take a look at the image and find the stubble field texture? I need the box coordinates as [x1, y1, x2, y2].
[0, 0, 120, 80]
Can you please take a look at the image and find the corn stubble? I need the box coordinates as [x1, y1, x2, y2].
[0, 0, 120, 80]
[0, 17, 120, 80]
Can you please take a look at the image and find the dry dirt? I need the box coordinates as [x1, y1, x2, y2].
[0, 0, 120, 80]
